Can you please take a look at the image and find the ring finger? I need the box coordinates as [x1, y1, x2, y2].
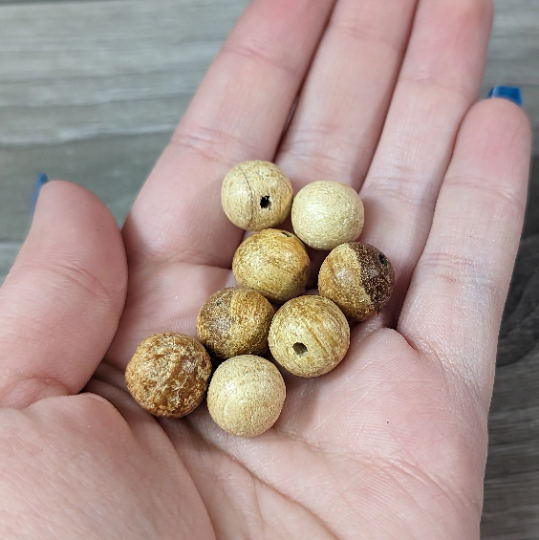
[358, 0, 493, 324]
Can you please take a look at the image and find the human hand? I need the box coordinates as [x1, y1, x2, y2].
[0, 0, 531, 538]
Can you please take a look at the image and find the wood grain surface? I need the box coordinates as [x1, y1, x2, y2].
[0, 1, 537, 537]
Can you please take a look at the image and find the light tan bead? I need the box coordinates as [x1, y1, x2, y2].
[232, 229, 310, 303]
[221, 161, 293, 231]
[197, 287, 274, 360]
[318, 242, 395, 322]
[207, 355, 286, 437]
[291, 181, 364, 250]
[268, 295, 350, 377]
[125, 332, 212, 418]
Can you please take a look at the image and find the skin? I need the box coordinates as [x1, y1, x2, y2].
[0, 0, 532, 538]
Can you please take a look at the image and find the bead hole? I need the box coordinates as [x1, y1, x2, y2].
[293, 342, 308, 356]
[378, 254, 388, 266]
[260, 196, 271, 209]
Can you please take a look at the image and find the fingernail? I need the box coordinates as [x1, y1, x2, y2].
[31, 173, 49, 215]
[487, 86, 522, 107]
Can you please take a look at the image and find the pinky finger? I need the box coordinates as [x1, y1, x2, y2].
[398, 97, 531, 408]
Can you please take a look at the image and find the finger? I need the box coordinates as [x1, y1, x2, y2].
[399, 98, 531, 406]
[277, 0, 417, 188]
[358, 0, 493, 323]
[123, 0, 336, 268]
[0, 181, 127, 408]
[107, 261, 234, 367]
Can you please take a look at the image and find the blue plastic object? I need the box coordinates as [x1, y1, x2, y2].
[487, 86, 522, 107]
[31, 173, 49, 215]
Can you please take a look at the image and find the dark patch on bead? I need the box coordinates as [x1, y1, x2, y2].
[349, 243, 395, 313]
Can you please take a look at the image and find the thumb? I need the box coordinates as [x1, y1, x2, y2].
[0, 180, 127, 408]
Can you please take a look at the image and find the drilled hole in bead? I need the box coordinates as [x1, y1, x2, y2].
[378, 254, 389, 266]
[293, 342, 308, 356]
[260, 196, 271, 209]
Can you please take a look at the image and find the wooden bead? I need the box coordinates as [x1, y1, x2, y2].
[291, 181, 364, 250]
[125, 332, 212, 417]
[268, 295, 350, 377]
[221, 160, 293, 231]
[318, 242, 395, 322]
[232, 228, 310, 303]
[207, 355, 286, 437]
[197, 287, 274, 360]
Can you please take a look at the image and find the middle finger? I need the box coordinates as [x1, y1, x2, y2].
[276, 0, 418, 189]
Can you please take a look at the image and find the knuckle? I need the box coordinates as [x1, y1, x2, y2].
[170, 125, 252, 168]
[221, 40, 300, 79]
[419, 249, 497, 297]
[365, 167, 431, 207]
[448, 172, 526, 216]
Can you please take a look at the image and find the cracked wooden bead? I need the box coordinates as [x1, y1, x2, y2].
[221, 161, 293, 231]
[291, 181, 364, 250]
[207, 355, 286, 437]
[197, 287, 274, 360]
[268, 295, 350, 378]
[318, 242, 395, 322]
[125, 332, 212, 418]
[232, 228, 310, 303]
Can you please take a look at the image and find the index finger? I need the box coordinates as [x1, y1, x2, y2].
[123, 0, 335, 269]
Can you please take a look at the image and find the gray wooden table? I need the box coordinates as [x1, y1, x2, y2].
[0, 1, 538, 538]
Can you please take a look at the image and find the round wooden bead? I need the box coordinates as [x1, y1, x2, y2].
[125, 332, 212, 418]
[268, 295, 350, 377]
[207, 355, 286, 437]
[291, 181, 364, 250]
[197, 287, 274, 360]
[232, 229, 310, 303]
[221, 161, 293, 231]
[318, 242, 395, 322]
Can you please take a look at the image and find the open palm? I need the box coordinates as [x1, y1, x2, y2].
[0, 0, 531, 538]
